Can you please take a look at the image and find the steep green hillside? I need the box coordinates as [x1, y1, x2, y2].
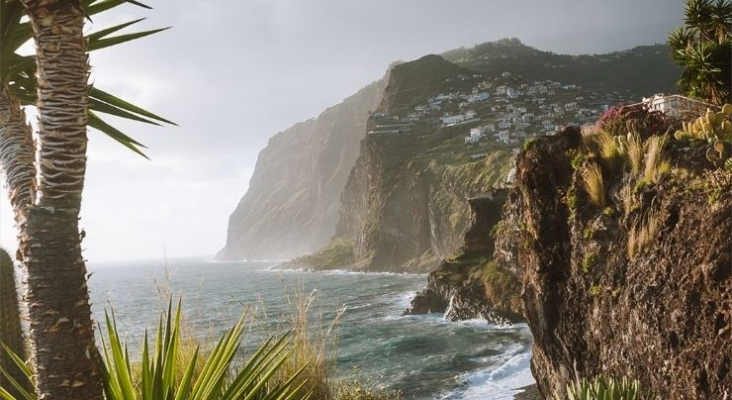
[443, 38, 680, 96]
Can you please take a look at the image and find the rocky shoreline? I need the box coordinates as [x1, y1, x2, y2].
[513, 384, 540, 400]
[404, 190, 524, 324]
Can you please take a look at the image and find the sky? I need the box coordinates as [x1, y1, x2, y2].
[0, 0, 685, 263]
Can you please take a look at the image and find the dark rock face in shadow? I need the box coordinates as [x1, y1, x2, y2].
[405, 190, 523, 324]
[512, 127, 732, 398]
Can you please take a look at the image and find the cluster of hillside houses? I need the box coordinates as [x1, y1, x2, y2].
[368, 72, 639, 147]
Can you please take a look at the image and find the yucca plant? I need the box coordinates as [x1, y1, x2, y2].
[100, 299, 311, 400]
[1, 2, 175, 397]
[0, 299, 312, 400]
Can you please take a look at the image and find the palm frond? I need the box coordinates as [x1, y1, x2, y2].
[99, 299, 312, 400]
[0, 0, 173, 158]
[0, 344, 35, 400]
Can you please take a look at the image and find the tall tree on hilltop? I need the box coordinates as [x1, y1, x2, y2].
[669, 0, 732, 105]
[0, 0, 172, 398]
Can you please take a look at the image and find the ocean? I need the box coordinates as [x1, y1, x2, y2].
[88, 257, 534, 399]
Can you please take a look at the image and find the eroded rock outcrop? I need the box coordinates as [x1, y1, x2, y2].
[512, 128, 732, 398]
[404, 191, 524, 323]
[333, 55, 514, 273]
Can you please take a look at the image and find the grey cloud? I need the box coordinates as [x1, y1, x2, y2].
[0, 0, 687, 261]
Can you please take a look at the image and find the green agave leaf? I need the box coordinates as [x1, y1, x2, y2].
[88, 111, 150, 159]
[223, 333, 296, 400]
[0, 365, 33, 400]
[98, 299, 308, 400]
[1, 0, 174, 160]
[140, 332, 152, 400]
[90, 87, 176, 126]
[172, 347, 200, 400]
[99, 318, 126, 400]
[90, 98, 161, 126]
[0, 344, 34, 400]
[88, 27, 171, 52]
[84, 0, 152, 16]
[86, 18, 145, 43]
[0, 386, 19, 400]
[152, 315, 165, 400]
[0, 344, 32, 379]
[105, 311, 137, 400]
[160, 302, 183, 400]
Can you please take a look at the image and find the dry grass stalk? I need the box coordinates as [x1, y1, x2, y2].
[596, 130, 619, 161]
[581, 128, 600, 153]
[643, 136, 668, 184]
[582, 162, 606, 207]
[626, 131, 643, 176]
[620, 180, 634, 218]
[271, 284, 345, 400]
[627, 208, 662, 258]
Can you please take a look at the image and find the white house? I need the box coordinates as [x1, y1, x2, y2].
[468, 92, 489, 103]
[465, 110, 477, 120]
[640, 94, 712, 118]
[465, 127, 484, 144]
[441, 114, 466, 126]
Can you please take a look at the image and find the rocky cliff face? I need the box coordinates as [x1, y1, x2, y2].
[218, 78, 387, 260]
[404, 191, 523, 323]
[223, 40, 680, 269]
[332, 55, 514, 272]
[510, 128, 732, 398]
[334, 130, 513, 272]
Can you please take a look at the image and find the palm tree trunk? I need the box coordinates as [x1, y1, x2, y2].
[0, 87, 36, 224]
[17, 1, 103, 399]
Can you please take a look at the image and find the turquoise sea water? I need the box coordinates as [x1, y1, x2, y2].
[88, 257, 534, 399]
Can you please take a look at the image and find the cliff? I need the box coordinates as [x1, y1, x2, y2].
[218, 78, 387, 260]
[334, 127, 514, 273]
[403, 190, 523, 323]
[223, 39, 679, 268]
[509, 127, 732, 398]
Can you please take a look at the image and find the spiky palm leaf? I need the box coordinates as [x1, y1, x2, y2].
[685, 0, 716, 42]
[0, 0, 174, 157]
[1, 300, 312, 400]
[672, 0, 732, 104]
[669, 27, 696, 62]
[679, 42, 731, 103]
[710, 0, 732, 43]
